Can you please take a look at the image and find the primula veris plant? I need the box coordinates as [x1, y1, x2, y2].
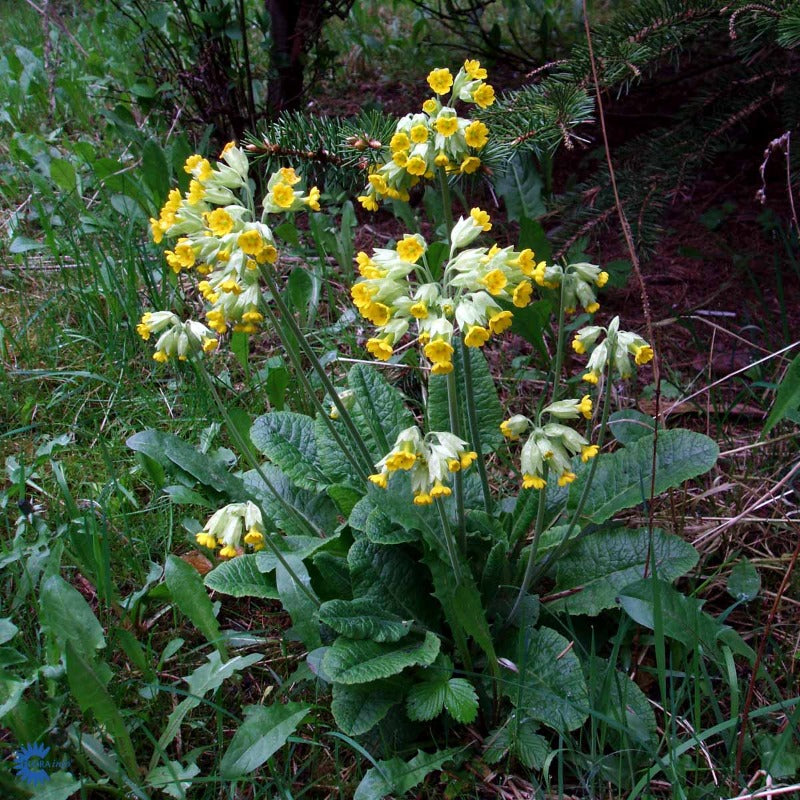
[129, 62, 738, 796]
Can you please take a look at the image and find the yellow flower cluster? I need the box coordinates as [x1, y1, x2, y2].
[352, 208, 550, 373]
[501, 397, 599, 490]
[368, 426, 478, 505]
[572, 316, 654, 384]
[195, 501, 265, 558]
[144, 143, 320, 350]
[357, 60, 495, 211]
[135, 310, 219, 363]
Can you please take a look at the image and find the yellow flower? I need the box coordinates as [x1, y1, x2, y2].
[279, 166, 301, 185]
[488, 310, 513, 334]
[305, 186, 321, 211]
[596, 271, 609, 287]
[196, 531, 218, 549]
[406, 156, 427, 176]
[257, 243, 279, 264]
[390, 132, 410, 152]
[386, 451, 417, 471]
[369, 472, 388, 489]
[464, 120, 489, 149]
[513, 281, 533, 308]
[363, 302, 391, 326]
[410, 302, 428, 319]
[430, 480, 451, 499]
[424, 339, 454, 364]
[150, 217, 165, 244]
[358, 194, 379, 211]
[517, 249, 535, 276]
[272, 183, 295, 209]
[460, 156, 481, 174]
[202, 337, 218, 354]
[431, 361, 453, 375]
[634, 344, 654, 365]
[578, 395, 593, 419]
[392, 151, 409, 168]
[434, 152, 449, 168]
[238, 230, 264, 255]
[220, 278, 242, 294]
[585, 302, 600, 314]
[481, 268, 508, 295]
[220, 141, 236, 158]
[187, 179, 205, 205]
[581, 444, 599, 462]
[427, 68, 453, 95]
[435, 116, 459, 137]
[205, 208, 234, 236]
[582, 370, 600, 385]
[470, 207, 491, 231]
[558, 471, 577, 487]
[367, 337, 393, 361]
[460, 451, 478, 468]
[572, 337, 586, 354]
[522, 474, 547, 490]
[464, 325, 490, 347]
[413, 492, 433, 505]
[351, 282, 377, 309]
[410, 124, 429, 143]
[464, 59, 487, 80]
[397, 235, 425, 263]
[472, 83, 495, 108]
[422, 98, 438, 114]
[368, 173, 389, 194]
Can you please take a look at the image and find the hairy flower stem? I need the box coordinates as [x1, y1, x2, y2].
[192, 360, 321, 608]
[459, 338, 492, 514]
[258, 264, 374, 477]
[445, 367, 467, 552]
[549, 277, 569, 406]
[257, 289, 369, 483]
[505, 463, 549, 626]
[437, 167, 454, 238]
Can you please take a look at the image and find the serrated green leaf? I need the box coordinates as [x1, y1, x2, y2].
[165, 555, 226, 656]
[220, 702, 310, 779]
[315, 415, 362, 487]
[327, 483, 362, 516]
[503, 626, 589, 733]
[569, 429, 719, 524]
[550, 528, 699, 615]
[348, 363, 414, 457]
[406, 678, 447, 721]
[39, 575, 105, 655]
[204, 555, 279, 599]
[27, 772, 83, 800]
[323, 631, 440, 684]
[65, 642, 138, 777]
[331, 679, 405, 736]
[147, 759, 200, 799]
[428, 346, 504, 452]
[443, 678, 478, 723]
[354, 748, 459, 800]
[618, 579, 755, 666]
[250, 412, 329, 490]
[763, 353, 800, 435]
[319, 598, 413, 642]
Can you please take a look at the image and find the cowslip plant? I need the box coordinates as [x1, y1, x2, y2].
[126, 62, 746, 797]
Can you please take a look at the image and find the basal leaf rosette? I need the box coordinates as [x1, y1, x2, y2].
[368, 426, 478, 505]
[502, 396, 598, 490]
[357, 60, 495, 211]
[140, 144, 320, 362]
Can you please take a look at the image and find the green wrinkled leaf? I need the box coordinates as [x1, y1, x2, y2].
[618, 579, 755, 666]
[242, 464, 337, 537]
[27, 772, 82, 800]
[569, 429, 719, 524]
[428, 346, 504, 453]
[319, 598, 413, 642]
[330, 679, 405, 736]
[607, 409, 658, 445]
[165, 555, 226, 656]
[485, 720, 548, 769]
[220, 702, 310, 779]
[348, 363, 414, 458]
[39, 575, 105, 655]
[550, 528, 699, 615]
[204, 555, 279, 599]
[323, 631, 440, 684]
[250, 412, 329, 490]
[365, 506, 418, 545]
[276, 555, 321, 648]
[443, 678, 479, 723]
[255, 535, 334, 573]
[503, 626, 589, 733]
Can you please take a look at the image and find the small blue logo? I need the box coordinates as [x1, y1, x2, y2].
[14, 742, 51, 787]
